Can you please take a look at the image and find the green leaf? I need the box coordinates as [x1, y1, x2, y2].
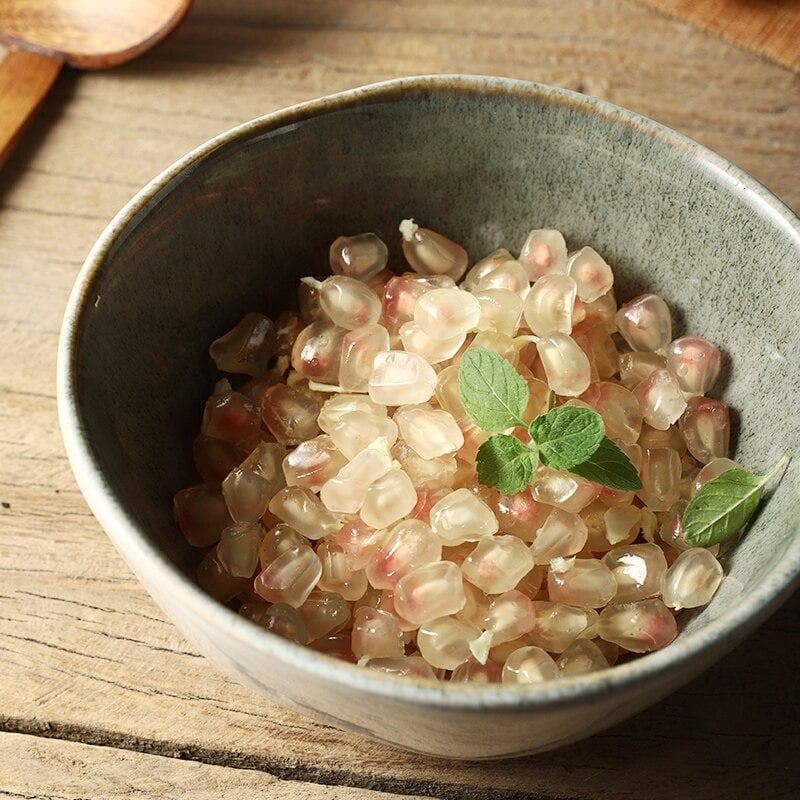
[569, 437, 642, 491]
[528, 406, 604, 470]
[682, 455, 790, 548]
[458, 347, 529, 432]
[476, 434, 537, 495]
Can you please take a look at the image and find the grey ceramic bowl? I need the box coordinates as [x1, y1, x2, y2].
[58, 75, 800, 759]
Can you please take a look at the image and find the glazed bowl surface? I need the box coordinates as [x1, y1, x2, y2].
[58, 75, 800, 759]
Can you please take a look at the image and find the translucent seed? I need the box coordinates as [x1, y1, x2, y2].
[202, 391, 261, 448]
[474, 289, 523, 336]
[366, 519, 442, 590]
[254, 544, 322, 607]
[598, 598, 677, 653]
[222, 442, 286, 523]
[310, 631, 355, 662]
[360, 468, 418, 529]
[311, 276, 381, 330]
[400, 220, 469, 280]
[662, 548, 724, 610]
[502, 646, 559, 684]
[193, 434, 241, 484]
[392, 441, 457, 491]
[240, 601, 308, 645]
[556, 638, 610, 676]
[298, 279, 323, 323]
[583, 290, 618, 332]
[531, 468, 599, 514]
[174, 484, 231, 547]
[666, 336, 722, 395]
[282, 435, 346, 493]
[581, 382, 642, 444]
[399, 320, 465, 364]
[216, 522, 263, 577]
[522, 274, 577, 336]
[365, 655, 436, 680]
[339, 324, 391, 391]
[376, 589, 418, 632]
[417, 616, 481, 670]
[517, 565, 547, 597]
[678, 397, 731, 464]
[451, 657, 502, 683]
[352, 607, 405, 660]
[615, 294, 673, 352]
[274, 311, 303, 357]
[429, 488, 499, 544]
[489, 633, 535, 664]
[258, 523, 304, 568]
[291, 321, 346, 383]
[299, 590, 351, 641]
[536, 332, 592, 396]
[394, 405, 464, 459]
[602, 543, 668, 603]
[469, 331, 518, 365]
[196, 550, 247, 601]
[380, 275, 437, 332]
[368, 351, 437, 405]
[692, 457, 738, 494]
[619, 351, 668, 390]
[209, 312, 277, 376]
[582, 325, 619, 379]
[320, 439, 394, 514]
[268, 486, 341, 540]
[638, 447, 681, 511]
[462, 536, 535, 594]
[329, 232, 389, 281]
[317, 393, 387, 434]
[393, 561, 466, 625]
[327, 410, 398, 460]
[434, 364, 471, 426]
[457, 580, 492, 627]
[529, 602, 597, 653]
[634, 369, 688, 430]
[495, 491, 552, 541]
[261, 384, 321, 445]
[518, 229, 568, 280]
[483, 590, 535, 645]
[530, 507, 589, 564]
[567, 247, 614, 303]
[475, 260, 530, 296]
[547, 558, 617, 608]
[604, 505, 642, 546]
[317, 540, 368, 600]
[413, 288, 481, 340]
[336, 519, 389, 570]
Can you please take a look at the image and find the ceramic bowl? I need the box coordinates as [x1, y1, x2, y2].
[58, 75, 800, 759]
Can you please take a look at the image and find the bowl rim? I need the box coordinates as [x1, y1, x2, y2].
[57, 74, 800, 711]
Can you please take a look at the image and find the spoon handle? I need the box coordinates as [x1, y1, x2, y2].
[0, 47, 62, 166]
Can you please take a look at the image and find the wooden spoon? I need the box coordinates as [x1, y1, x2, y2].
[0, 0, 193, 165]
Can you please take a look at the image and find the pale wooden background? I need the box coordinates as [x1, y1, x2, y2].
[1, 1, 799, 798]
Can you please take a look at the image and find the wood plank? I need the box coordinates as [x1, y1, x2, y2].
[640, 0, 800, 73]
[0, 732, 432, 799]
[0, 1, 798, 798]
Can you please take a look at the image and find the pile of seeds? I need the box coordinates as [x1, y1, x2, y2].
[174, 221, 735, 684]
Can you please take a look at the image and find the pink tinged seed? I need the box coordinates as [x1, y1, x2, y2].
[522, 273, 577, 336]
[216, 522, 263, 578]
[316, 540, 368, 600]
[196, 551, 248, 601]
[567, 247, 615, 303]
[352, 607, 405, 660]
[193, 434, 242, 485]
[399, 320, 466, 364]
[536, 332, 592, 396]
[603, 543, 668, 603]
[529, 602, 598, 653]
[222, 442, 286, 523]
[417, 616, 482, 670]
[429, 488, 499, 544]
[530, 507, 589, 564]
[678, 396, 731, 464]
[380, 275, 438, 332]
[618, 351, 668, 390]
[662, 548, 724, 610]
[502, 646, 559, 684]
[310, 631, 356, 662]
[258, 523, 304, 568]
[282, 435, 347, 493]
[260, 384, 321, 445]
[360, 468, 418, 529]
[395, 405, 464, 459]
[413, 288, 481, 340]
[474, 289, 523, 337]
[598, 598, 677, 653]
[393, 561, 466, 625]
[174, 484, 232, 547]
[581, 382, 643, 445]
[665, 336, 722, 395]
[638, 447, 681, 511]
[240, 601, 309, 645]
[368, 351, 438, 405]
[335, 519, 388, 570]
[483, 590, 536, 645]
[299, 590, 351, 642]
[313, 276, 382, 330]
[291, 321, 346, 383]
[547, 558, 617, 608]
[518, 229, 569, 280]
[209, 312, 277, 376]
[339, 323, 391, 391]
[531, 468, 599, 515]
[268, 486, 341, 540]
[366, 519, 442, 590]
[556, 638, 610, 676]
[253, 544, 322, 607]
[615, 293, 673, 352]
[475, 260, 530, 296]
[692, 457, 738, 495]
[400, 221, 469, 281]
[450, 657, 502, 683]
[365, 655, 437, 680]
[462, 535, 535, 594]
[202, 391, 261, 448]
[392, 443, 457, 491]
[633, 368, 687, 430]
[463, 248, 516, 291]
[495, 491, 552, 541]
[329, 232, 389, 281]
[582, 290, 618, 332]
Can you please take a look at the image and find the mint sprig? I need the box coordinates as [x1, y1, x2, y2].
[476, 434, 537, 495]
[569, 437, 642, 491]
[529, 406, 604, 470]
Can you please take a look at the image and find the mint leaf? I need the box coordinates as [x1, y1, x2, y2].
[476, 434, 537, 495]
[569, 437, 642, 490]
[529, 406, 604, 470]
[458, 347, 528, 432]
[683, 455, 789, 547]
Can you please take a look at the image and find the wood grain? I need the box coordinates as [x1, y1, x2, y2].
[640, 0, 800, 73]
[0, 733, 433, 799]
[0, 1, 798, 798]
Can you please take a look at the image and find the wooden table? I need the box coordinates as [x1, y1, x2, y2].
[1, 1, 798, 798]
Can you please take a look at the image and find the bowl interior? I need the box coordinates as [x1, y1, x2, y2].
[68, 80, 800, 642]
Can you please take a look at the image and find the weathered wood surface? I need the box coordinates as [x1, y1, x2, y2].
[0, 1, 798, 798]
